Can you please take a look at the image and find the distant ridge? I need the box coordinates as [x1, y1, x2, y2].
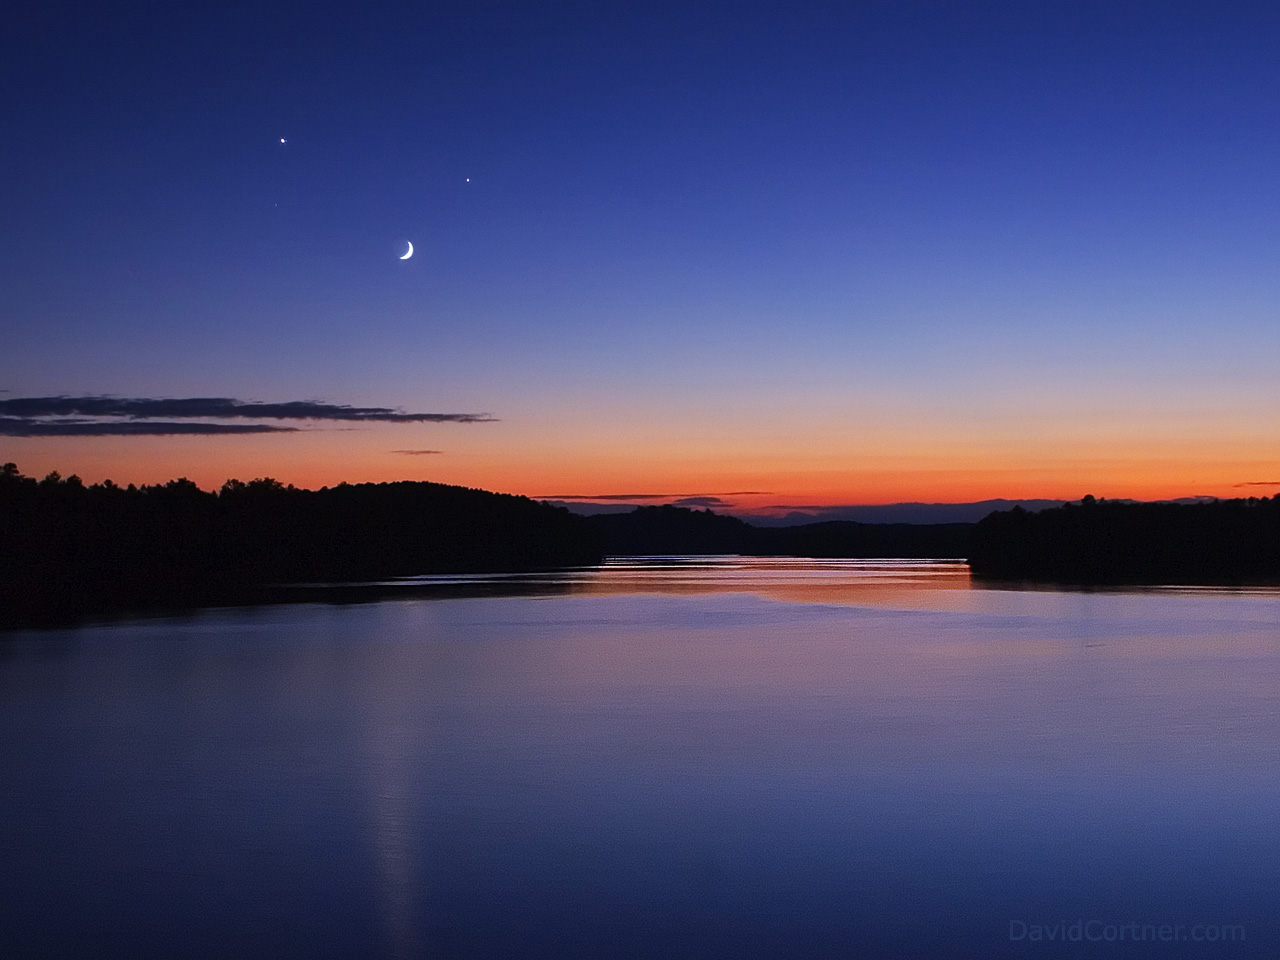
[739, 499, 1070, 526]
[554, 497, 1224, 526]
[586, 505, 973, 559]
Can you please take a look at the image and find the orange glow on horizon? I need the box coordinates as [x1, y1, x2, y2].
[5, 426, 1279, 511]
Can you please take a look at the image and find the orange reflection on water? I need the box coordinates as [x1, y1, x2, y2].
[567, 557, 974, 610]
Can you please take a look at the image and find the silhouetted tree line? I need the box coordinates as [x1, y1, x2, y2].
[24, 465, 1273, 623]
[969, 494, 1280, 583]
[0, 464, 603, 624]
[586, 505, 973, 558]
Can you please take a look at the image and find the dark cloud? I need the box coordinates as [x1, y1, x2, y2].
[0, 395, 497, 438]
[1234, 481, 1280, 487]
[392, 449, 443, 455]
[0, 396, 496, 423]
[0, 418, 293, 436]
[545, 493, 671, 501]
[670, 496, 730, 508]
[546, 491, 771, 501]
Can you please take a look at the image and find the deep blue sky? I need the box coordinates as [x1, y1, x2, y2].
[5, 0, 1280, 504]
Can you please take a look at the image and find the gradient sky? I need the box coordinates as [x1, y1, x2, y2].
[5, 0, 1280, 511]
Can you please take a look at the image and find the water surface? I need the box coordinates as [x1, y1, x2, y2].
[2, 559, 1274, 957]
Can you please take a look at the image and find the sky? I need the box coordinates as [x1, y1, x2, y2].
[5, 0, 1280, 514]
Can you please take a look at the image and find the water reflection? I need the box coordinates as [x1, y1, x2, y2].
[32, 557, 1280, 632]
[365, 554, 1280, 608]
[371, 556, 974, 611]
[362, 642, 423, 960]
[1, 560, 1278, 957]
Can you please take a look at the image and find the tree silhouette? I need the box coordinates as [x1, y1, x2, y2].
[970, 496, 1280, 583]
[0, 464, 604, 626]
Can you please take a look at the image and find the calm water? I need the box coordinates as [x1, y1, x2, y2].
[2, 558, 1276, 958]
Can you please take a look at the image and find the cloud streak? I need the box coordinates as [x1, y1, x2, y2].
[1234, 481, 1280, 487]
[0, 395, 498, 437]
[0, 418, 294, 436]
[392, 449, 443, 455]
[0, 396, 496, 423]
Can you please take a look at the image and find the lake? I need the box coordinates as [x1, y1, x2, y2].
[1, 558, 1273, 958]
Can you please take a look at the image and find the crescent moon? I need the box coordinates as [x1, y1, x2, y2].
[399, 241, 413, 260]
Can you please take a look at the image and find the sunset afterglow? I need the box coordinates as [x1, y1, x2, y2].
[6, 3, 1280, 512]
